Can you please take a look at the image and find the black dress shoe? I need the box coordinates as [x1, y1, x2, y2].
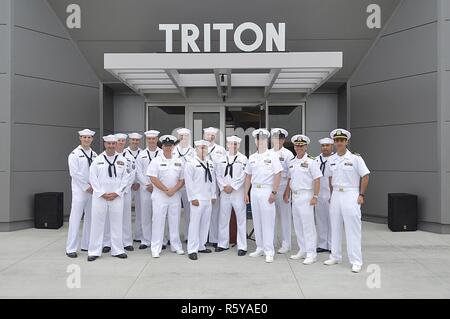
[167, 240, 171, 246]
[113, 253, 128, 259]
[102, 246, 111, 253]
[124, 246, 134, 252]
[139, 244, 148, 250]
[81, 249, 88, 252]
[66, 252, 77, 258]
[188, 253, 198, 260]
[215, 247, 228, 252]
[316, 248, 328, 253]
[198, 249, 212, 254]
[133, 239, 141, 243]
[87, 256, 98, 262]
[162, 245, 167, 250]
[238, 250, 247, 256]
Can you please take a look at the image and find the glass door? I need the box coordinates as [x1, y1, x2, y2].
[186, 106, 226, 146]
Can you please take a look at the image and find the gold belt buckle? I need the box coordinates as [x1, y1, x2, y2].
[256, 184, 262, 189]
[339, 187, 344, 192]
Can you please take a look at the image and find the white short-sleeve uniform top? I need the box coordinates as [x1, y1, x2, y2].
[288, 153, 322, 191]
[244, 150, 283, 186]
[329, 150, 370, 189]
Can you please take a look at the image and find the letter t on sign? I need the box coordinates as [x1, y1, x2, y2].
[160, 24, 180, 52]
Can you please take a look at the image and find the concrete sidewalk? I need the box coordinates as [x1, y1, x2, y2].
[0, 221, 450, 298]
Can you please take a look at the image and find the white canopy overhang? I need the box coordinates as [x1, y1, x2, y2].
[104, 52, 343, 98]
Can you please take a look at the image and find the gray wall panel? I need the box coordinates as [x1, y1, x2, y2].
[363, 171, 439, 223]
[0, 75, 9, 121]
[14, 27, 98, 87]
[0, 171, 10, 223]
[305, 94, 338, 132]
[0, 0, 8, 24]
[351, 72, 437, 128]
[10, 171, 71, 221]
[445, 122, 450, 172]
[382, 0, 437, 36]
[445, 72, 450, 122]
[103, 86, 114, 134]
[445, 173, 450, 224]
[113, 95, 146, 133]
[351, 22, 437, 86]
[444, 21, 450, 70]
[0, 27, 8, 72]
[303, 131, 331, 157]
[14, 0, 69, 39]
[13, 75, 99, 128]
[444, 0, 450, 19]
[351, 123, 437, 172]
[12, 124, 100, 171]
[0, 122, 9, 171]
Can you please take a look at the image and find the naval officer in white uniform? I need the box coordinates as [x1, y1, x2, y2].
[215, 136, 248, 256]
[315, 137, 334, 253]
[244, 129, 283, 263]
[203, 127, 226, 248]
[270, 128, 295, 254]
[284, 135, 322, 265]
[136, 130, 162, 250]
[184, 140, 217, 261]
[173, 128, 195, 241]
[324, 129, 370, 273]
[87, 135, 129, 261]
[66, 129, 97, 258]
[147, 135, 185, 258]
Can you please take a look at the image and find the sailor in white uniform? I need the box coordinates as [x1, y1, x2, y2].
[135, 130, 162, 250]
[270, 128, 295, 254]
[215, 136, 248, 256]
[244, 129, 283, 263]
[87, 135, 129, 261]
[315, 137, 334, 253]
[203, 127, 226, 248]
[324, 129, 370, 273]
[173, 128, 195, 241]
[184, 140, 217, 261]
[147, 135, 185, 258]
[66, 129, 97, 258]
[284, 135, 322, 265]
[126, 133, 144, 243]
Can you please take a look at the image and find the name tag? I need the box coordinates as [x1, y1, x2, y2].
[344, 162, 353, 167]
[264, 159, 271, 164]
[79, 155, 85, 158]
[142, 156, 148, 159]
[279, 157, 284, 161]
[289, 165, 293, 169]
[174, 163, 182, 167]
[117, 161, 124, 166]
[196, 165, 202, 168]
[160, 164, 167, 167]
[301, 163, 309, 168]
[97, 162, 104, 165]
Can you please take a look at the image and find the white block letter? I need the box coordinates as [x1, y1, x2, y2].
[159, 24, 179, 52]
[66, 4, 81, 29]
[366, 4, 381, 29]
[213, 23, 234, 52]
[234, 22, 263, 52]
[266, 23, 285, 51]
[181, 24, 200, 52]
[204, 24, 211, 52]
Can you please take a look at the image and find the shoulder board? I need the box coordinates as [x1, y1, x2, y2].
[307, 155, 315, 160]
[141, 156, 148, 159]
[352, 152, 361, 157]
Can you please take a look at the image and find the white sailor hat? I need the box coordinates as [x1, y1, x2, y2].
[194, 140, 210, 147]
[252, 128, 270, 139]
[114, 133, 127, 140]
[103, 135, 118, 142]
[270, 128, 288, 138]
[291, 134, 310, 146]
[144, 130, 160, 137]
[159, 135, 177, 145]
[226, 135, 242, 144]
[128, 132, 142, 139]
[330, 128, 351, 140]
[78, 129, 95, 137]
[319, 137, 334, 145]
[203, 127, 219, 134]
[177, 128, 191, 135]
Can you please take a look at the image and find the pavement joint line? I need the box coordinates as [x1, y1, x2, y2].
[123, 253, 153, 298]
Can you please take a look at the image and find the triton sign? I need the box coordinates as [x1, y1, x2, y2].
[159, 22, 285, 53]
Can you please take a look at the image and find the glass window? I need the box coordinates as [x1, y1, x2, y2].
[147, 106, 185, 136]
[268, 105, 303, 153]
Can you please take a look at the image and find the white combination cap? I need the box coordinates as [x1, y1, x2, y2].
[114, 133, 127, 140]
[330, 128, 351, 140]
[128, 132, 142, 139]
[319, 137, 334, 145]
[194, 140, 210, 147]
[203, 127, 219, 134]
[252, 128, 270, 139]
[177, 128, 191, 135]
[291, 134, 310, 146]
[226, 136, 242, 144]
[159, 135, 177, 144]
[78, 129, 95, 137]
[103, 135, 118, 142]
[270, 128, 288, 138]
[144, 130, 160, 137]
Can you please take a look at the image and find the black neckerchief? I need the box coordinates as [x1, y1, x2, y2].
[103, 154, 118, 178]
[197, 159, 212, 183]
[224, 154, 238, 178]
[207, 145, 216, 161]
[146, 149, 159, 162]
[177, 146, 191, 161]
[80, 148, 93, 166]
[128, 149, 140, 160]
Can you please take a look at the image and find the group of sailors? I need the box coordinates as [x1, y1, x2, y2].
[66, 126, 369, 273]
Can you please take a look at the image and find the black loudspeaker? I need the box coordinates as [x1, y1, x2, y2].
[34, 192, 64, 229]
[388, 193, 417, 232]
